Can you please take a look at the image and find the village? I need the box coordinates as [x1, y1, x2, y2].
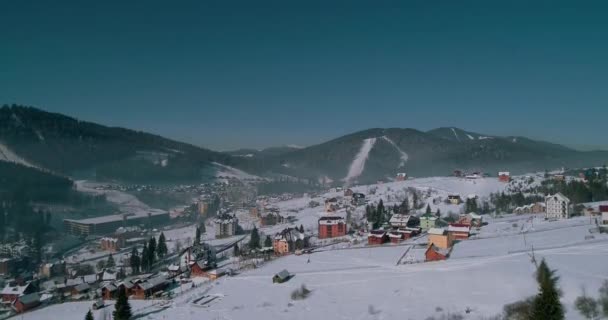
[2, 168, 608, 320]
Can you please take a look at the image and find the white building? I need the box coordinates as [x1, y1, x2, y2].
[545, 193, 570, 220]
[214, 213, 238, 238]
[389, 214, 410, 228]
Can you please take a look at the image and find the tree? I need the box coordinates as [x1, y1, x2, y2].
[85, 309, 94, 320]
[598, 280, 608, 317]
[249, 226, 260, 249]
[129, 247, 140, 275]
[96, 260, 106, 272]
[264, 235, 272, 247]
[195, 226, 201, 244]
[148, 237, 157, 266]
[233, 243, 239, 257]
[157, 232, 168, 259]
[141, 243, 149, 272]
[113, 287, 132, 320]
[199, 222, 206, 234]
[425, 204, 432, 214]
[399, 196, 410, 214]
[106, 253, 115, 268]
[530, 259, 564, 320]
[575, 290, 599, 320]
[299, 224, 304, 233]
[436, 208, 441, 217]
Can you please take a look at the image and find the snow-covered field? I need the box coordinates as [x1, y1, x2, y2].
[20, 299, 162, 320]
[136, 216, 608, 320]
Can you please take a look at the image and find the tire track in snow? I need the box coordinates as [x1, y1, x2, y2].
[344, 138, 377, 183]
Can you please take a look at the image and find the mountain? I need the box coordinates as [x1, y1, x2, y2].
[225, 145, 304, 158]
[255, 127, 608, 184]
[0, 105, 239, 184]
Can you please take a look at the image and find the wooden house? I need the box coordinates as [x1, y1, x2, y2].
[12, 293, 40, 313]
[367, 230, 388, 245]
[425, 245, 451, 262]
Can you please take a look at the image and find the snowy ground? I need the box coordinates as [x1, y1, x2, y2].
[20, 299, 163, 320]
[97, 215, 608, 320]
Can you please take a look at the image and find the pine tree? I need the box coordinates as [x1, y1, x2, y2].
[531, 259, 564, 320]
[425, 204, 431, 214]
[157, 233, 168, 259]
[141, 243, 149, 272]
[299, 224, 304, 233]
[436, 208, 441, 217]
[129, 247, 140, 275]
[233, 243, 239, 257]
[195, 226, 201, 244]
[400, 196, 409, 214]
[264, 235, 272, 247]
[113, 287, 132, 320]
[249, 226, 260, 249]
[199, 222, 206, 234]
[148, 237, 157, 266]
[106, 253, 115, 268]
[85, 309, 94, 320]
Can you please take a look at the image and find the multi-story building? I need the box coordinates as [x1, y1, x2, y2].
[318, 216, 347, 239]
[545, 193, 570, 220]
[214, 213, 238, 238]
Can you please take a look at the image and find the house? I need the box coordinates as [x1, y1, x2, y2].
[260, 212, 285, 226]
[318, 216, 347, 239]
[324, 198, 339, 212]
[425, 245, 451, 262]
[12, 292, 40, 313]
[427, 228, 453, 249]
[388, 231, 405, 244]
[367, 230, 388, 245]
[0, 258, 15, 276]
[344, 188, 354, 197]
[396, 172, 407, 181]
[447, 195, 462, 205]
[214, 213, 239, 238]
[92, 298, 105, 310]
[190, 260, 215, 277]
[351, 193, 366, 206]
[419, 213, 438, 230]
[131, 276, 169, 299]
[447, 224, 470, 240]
[389, 214, 410, 229]
[273, 270, 291, 283]
[100, 237, 121, 251]
[553, 174, 565, 181]
[71, 282, 91, 296]
[545, 193, 570, 219]
[1, 282, 35, 303]
[101, 283, 118, 299]
[514, 203, 546, 215]
[601, 206, 608, 225]
[498, 172, 511, 182]
[273, 228, 306, 255]
[38, 261, 65, 278]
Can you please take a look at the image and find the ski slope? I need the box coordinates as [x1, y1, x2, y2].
[344, 138, 377, 183]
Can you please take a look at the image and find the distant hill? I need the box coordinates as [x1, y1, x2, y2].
[253, 127, 608, 184]
[1, 105, 605, 185]
[0, 105, 238, 184]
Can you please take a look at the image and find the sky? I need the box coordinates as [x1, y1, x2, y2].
[1, 0, 607, 151]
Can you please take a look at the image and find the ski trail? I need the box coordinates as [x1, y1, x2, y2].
[451, 128, 461, 142]
[466, 134, 474, 140]
[381, 136, 408, 167]
[344, 138, 377, 183]
[0, 143, 36, 168]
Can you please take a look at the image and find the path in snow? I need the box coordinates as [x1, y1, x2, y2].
[381, 136, 408, 167]
[344, 137, 377, 183]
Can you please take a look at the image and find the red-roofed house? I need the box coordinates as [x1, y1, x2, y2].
[425, 245, 451, 262]
[447, 224, 471, 240]
[367, 230, 388, 245]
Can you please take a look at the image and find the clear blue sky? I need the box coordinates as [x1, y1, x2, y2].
[1, 0, 607, 150]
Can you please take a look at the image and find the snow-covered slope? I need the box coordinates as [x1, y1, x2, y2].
[0, 142, 36, 168]
[344, 138, 377, 183]
[381, 135, 408, 167]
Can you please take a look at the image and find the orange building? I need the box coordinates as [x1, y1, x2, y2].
[425, 245, 450, 262]
[318, 216, 346, 239]
[427, 228, 453, 249]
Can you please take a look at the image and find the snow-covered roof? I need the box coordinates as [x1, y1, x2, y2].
[498, 172, 510, 176]
[319, 216, 345, 225]
[389, 214, 410, 225]
[447, 225, 470, 233]
[428, 228, 446, 235]
[546, 193, 570, 204]
[1, 283, 30, 296]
